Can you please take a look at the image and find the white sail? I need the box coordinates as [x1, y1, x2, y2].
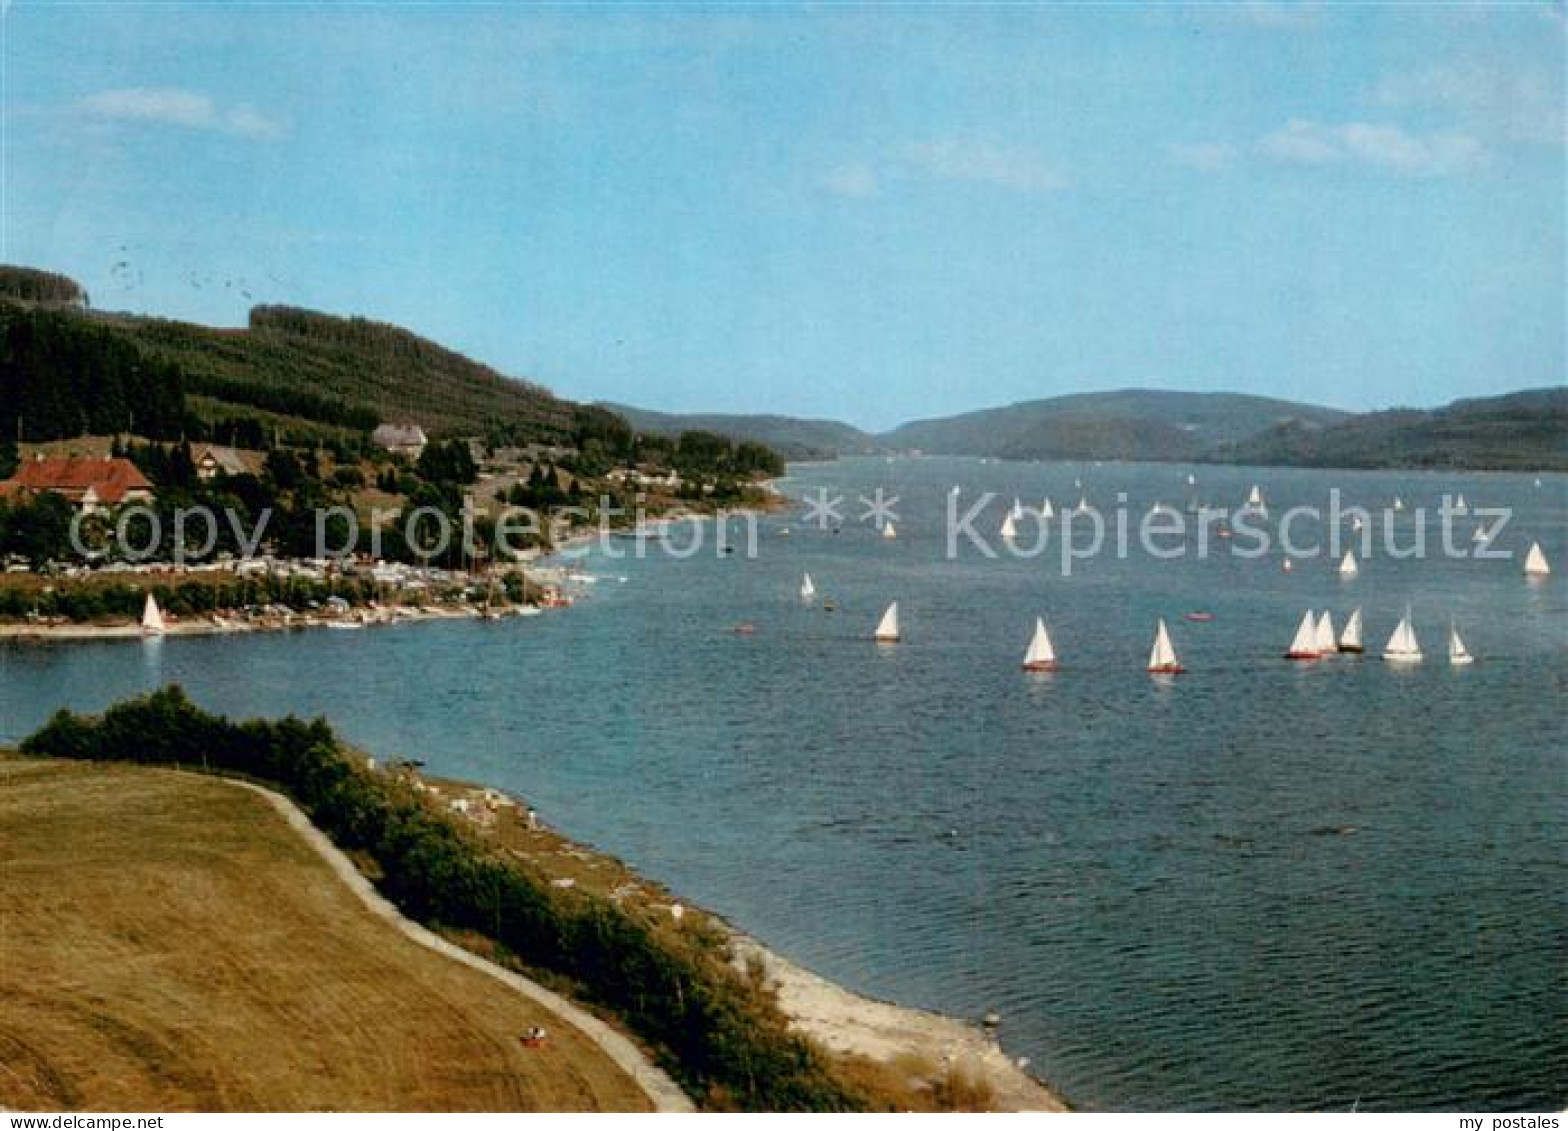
[1448, 624, 1474, 666]
[1392, 496, 1405, 512]
[1022, 618, 1057, 670]
[1000, 513, 1018, 539]
[1524, 542, 1550, 576]
[799, 573, 816, 600]
[874, 601, 900, 642]
[1339, 607, 1364, 652]
[1382, 611, 1422, 662]
[1286, 610, 1319, 657]
[1338, 551, 1359, 577]
[1075, 496, 1091, 515]
[882, 521, 897, 540]
[1314, 611, 1337, 653]
[1247, 485, 1263, 507]
[1148, 618, 1181, 672]
[141, 594, 166, 635]
[1039, 497, 1055, 519]
[1454, 493, 1469, 516]
[1471, 524, 1488, 544]
[1011, 497, 1024, 520]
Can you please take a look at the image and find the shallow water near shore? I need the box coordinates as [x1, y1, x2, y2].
[5, 458, 1565, 1111]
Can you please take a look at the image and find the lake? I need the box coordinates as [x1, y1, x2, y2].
[4, 457, 1564, 1111]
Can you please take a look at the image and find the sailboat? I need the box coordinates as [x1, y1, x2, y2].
[1453, 493, 1470, 516]
[873, 602, 900, 643]
[1246, 485, 1264, 508]
[1382, 608, 1422, 663]
[1471, 524, 1488, 544]
[1011, 498, 1024, 520]
[1285, 610, 1320, 660]
[141, 594, 167, 636]
[1075, 496, 1092, 515]
[1338, 551, 1359, 578]
[1392, 496, 1405, 512]
[882, 521, 898, 540]
[1338, 608, 1364, 654]
[1000, 512, 1018, 539]
[1039, 497, 1055, 520]
[1448, 621, 1474, 666]
[1314, 610, 1337, 654]
[1524, 542, 1550, 576]
[799, 573, 816, 601]
[1021, 618, 1058, 672]
[1147, 618, 1184, 675]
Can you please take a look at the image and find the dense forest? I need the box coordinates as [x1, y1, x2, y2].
[1217, 387, 1568, 470]
[0, 303, 188, 441]
[0, 265, 88, 307]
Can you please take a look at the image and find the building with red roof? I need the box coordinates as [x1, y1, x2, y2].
[0, 455, 155, 512]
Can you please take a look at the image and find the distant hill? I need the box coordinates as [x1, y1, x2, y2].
[600, 403, 879, 460]
[881, 390, 1350, 461]
[1218, 387, 1568, 470]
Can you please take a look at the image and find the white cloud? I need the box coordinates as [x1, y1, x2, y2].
[78, 88, 285, 140]
[818, 162, 879, 199]
[901, 139, 1067, 193]
[1166, 141, 1239, 172]
[1258, 118, 1487, 176]
[1375, 62, 1565, 147]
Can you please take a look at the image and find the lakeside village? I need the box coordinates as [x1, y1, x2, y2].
[0, 415, 784, 634]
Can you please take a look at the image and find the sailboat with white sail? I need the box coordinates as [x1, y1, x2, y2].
[1147, 618, 1184, 675]
[1338, 608, 1364, 654]
[1382, 608, 1422, 663]
[882, 521, 897, 540]
[1000, 512, 1018, 540]
[1524, 542, 1550, 576]
[873, 602, 900, 643]
[1338, 551, 1359, 578]
[1039, 497, 1054, 520]
[141, 594, 166, 636]
[1448, 621, 1474, 666]
[1285, 610, 1320, 660]
[1314, 611, 1337, 655]
[1021, 618, 1058, 672]
[799, 573, 816, 601]
[1453, 493, 1469, 516]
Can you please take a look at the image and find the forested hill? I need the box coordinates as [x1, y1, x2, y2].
[0, 266, 580, 445]
[599, 402, 879, 461]
[881, 389, 1351, 461]
[1217, 387, 1568, 470]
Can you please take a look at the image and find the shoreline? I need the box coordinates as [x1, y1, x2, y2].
[424, 771, 1068, 1112]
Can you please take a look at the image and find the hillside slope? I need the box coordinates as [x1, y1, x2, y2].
[0, 756, 655, 1112]
[882, 389, 1349, 460]
[601, 402, 879, 460]
[1219, 386, 1568, 470]
[1, 266, 581, 443]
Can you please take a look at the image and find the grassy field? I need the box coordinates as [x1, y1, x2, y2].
[0, 757, 655, 1112]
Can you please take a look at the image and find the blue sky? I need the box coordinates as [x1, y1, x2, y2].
[4, 2, 1563, 430]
